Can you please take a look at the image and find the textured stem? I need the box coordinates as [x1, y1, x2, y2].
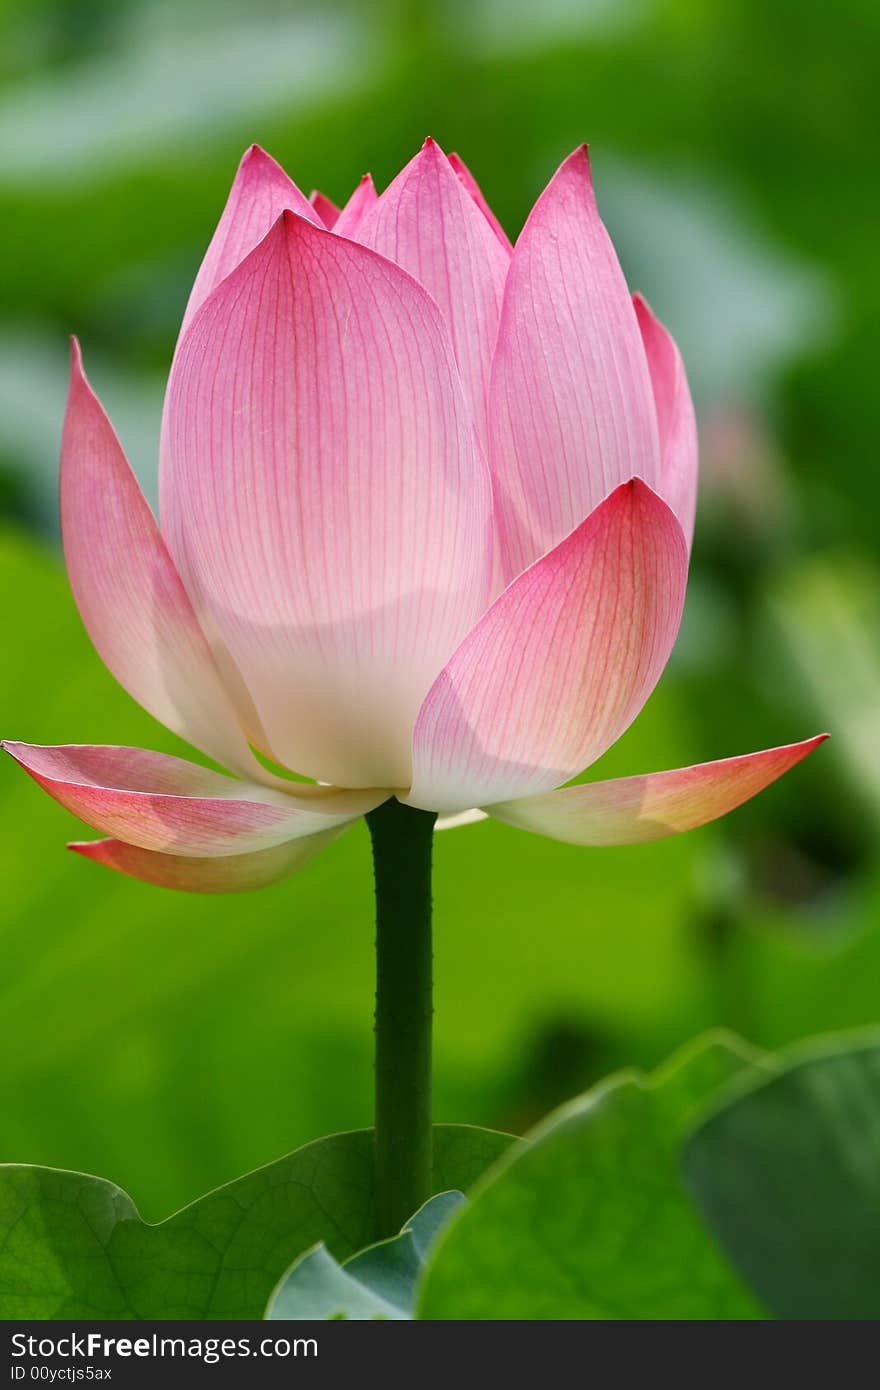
[366, 798, 437, 1238]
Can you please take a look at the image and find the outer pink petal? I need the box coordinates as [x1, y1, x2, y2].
[62, 343, 263, 779]
[3, 742, 385, 856]
[634, 293, 698, 550]
[69, 830, 340, 893]
[356, 139, 509, 446]
[161, 211, 493, 790]
[309, 189, 340, 227]
[406, 480, 688, 813]
[486, 736, 828, 844]
[179, 145, 316, 340]
[332, 173, 378, 238]
[447, 152, 512, 250]
[489, 146, 661, 581]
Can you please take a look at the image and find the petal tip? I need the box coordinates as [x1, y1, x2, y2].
[775, 731, 830, 765]
[609, 475, 657, 506]
[280, 206, 320, 236]
[68, 335, 86, 383]
[632, 293, 666, 340]
[566, 141, 590, 166]
[263, 207, 324, 256]
[554, 143, 594, 196]
[67, 839, 115, 870]
[239, 142, 277, 171]
[416, 137, 455, 172]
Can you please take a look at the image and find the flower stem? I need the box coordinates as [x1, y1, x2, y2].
[366, 798, 437, 1239]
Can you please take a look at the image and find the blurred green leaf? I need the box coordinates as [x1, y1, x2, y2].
[418, 1032, 768, 1319]
[768, 557, 880, 829]
[0, 1125, 511, 1319]
[266, 1190, 464, 1321]
[683, 1031, 880, 1320]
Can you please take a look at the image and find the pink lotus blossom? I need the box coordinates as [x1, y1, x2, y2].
[3, 141, 824, 891]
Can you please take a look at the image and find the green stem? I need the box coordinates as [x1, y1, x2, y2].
[366, 798, 437, 1239]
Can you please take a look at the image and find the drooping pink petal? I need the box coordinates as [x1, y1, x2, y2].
[161, 211, 493, 790]
[634, 293, 698, 550]
[332, 173, 378, 238]
[447, 151, 512, 250]
[69, 830, 340, 893]
[406, 480, 688, 813]
[486, 736, 828, 844]
[62, 342, 264, 780]
[309, 189, 341, 227]
[180, 145, 316, 340]
[489, 146, 661, 582]
[356, 139, 509, 444]
[3, 742, 385, 855]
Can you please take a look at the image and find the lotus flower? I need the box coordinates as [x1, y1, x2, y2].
[4, 141, 824, 892]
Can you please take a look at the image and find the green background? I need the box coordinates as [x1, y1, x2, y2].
[1, 0, 878, 1220]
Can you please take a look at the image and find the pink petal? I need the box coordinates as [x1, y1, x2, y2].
[447, 151, 513, 250]
[487, 736, 828, 844]
[332, 173, 378, 238]
[406, 480, 688, 813]
[62, 342, 263, 779]
[356, 139, 509, 445]
[161, 211, 493, 790]
[3, 742, 384, 855]
[69, 830, 339, 893]
[634, 293, 698, 550]
[435, 808, 488, 831]
[180, 145, 316, 340]
[309, 189, 341, 227]
[489, 146, 661, 582]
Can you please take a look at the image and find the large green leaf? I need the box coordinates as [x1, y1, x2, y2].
[0, 1124, 511, 1319]
[266, 1191, 464, 1320]
[683, 1032, 880, 1320]
[418, 1033, 767, 1319]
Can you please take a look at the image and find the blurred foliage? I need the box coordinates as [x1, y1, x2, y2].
[684, 1033, 880, 1320]
[1, 0, 878, 1218]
